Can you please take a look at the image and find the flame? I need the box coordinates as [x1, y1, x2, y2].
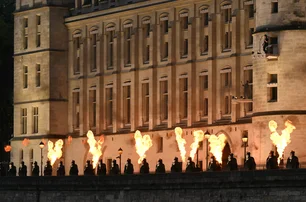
[4, 145, 11, 152]
[190, 130, 204, 161]
[208, 134, 227, 163]
[134, 130, 153, 164]
[67, 136, 72, 145]
[174, 127, 187, 163]
[22, 138, 29, 146]
[86, 130, 104, 168]
[47, 139, 64, 166]
[269, 120, 296, 164]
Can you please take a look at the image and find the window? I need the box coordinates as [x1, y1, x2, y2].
[180, 78, 188, 119]
[24, 18, 28, 49]
[224, 72, 231, 87]
[203, 35, 209, 53]
[182, 39, 188, 56]
[33, 107, 38, 133]
[123, 85, 131, 124]
[73, 91, 80, 130]
[124, 27, 132, 66]
[21, 108, 27, 134]
[224, 32, 232, 49]
[24, 18, 28, 28]
[107, 29, 114, 69]
[203, 75, 208, 89]
[224, 96, 231, 114]
[249, 4, 254, 18]
[248, 28, 254, 46]
[89, 90, 97, 128]
[91, 33, 97, 72]
[36, 15, 41, 47]
[182, 16, 188, 30]
[204, 98, 208, 116]
[106, 88, 113, 126]
[162, 20, 168, 34]
[142, 83, 149, 123]
[160, 80, 168, 121]
[203, 12, 209, 26]
[74, 37, 81, 74]
[36, 64, 41, 87]
[268, 74, 278, 102]
[163, 42, 168, 60]
[23, 66, 28, 89]
[144, 45, 150, 63]
[157, 137, 163, 153]
[145, 23, 150, 37]
[224, 8, 232, 23]
[271, 2, 278, 13]
[199, 141, 203, 150]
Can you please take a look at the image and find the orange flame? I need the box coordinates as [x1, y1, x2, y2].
[47, 139, 64, 166]
[190, 130, 204, 161]
[22, 138, 30, 146]
[134, 130, 153, 164]
[86, 130, 104, 168]
[269, 120, 296, 164]
[208, 134, 227, 163]
[4, 145, 11, 152]
[174, 127, 187, 163]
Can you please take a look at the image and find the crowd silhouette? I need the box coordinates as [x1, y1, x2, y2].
[1, 151, 300, 177]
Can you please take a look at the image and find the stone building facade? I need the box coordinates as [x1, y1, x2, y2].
[10, 0, 306, 175]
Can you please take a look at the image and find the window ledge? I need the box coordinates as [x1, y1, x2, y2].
[222, 48, 231, 53]
[124, 64, 132, 68]
[268, 100, 277, 103]
[246, 45, 253, 49]
[200, 52, 208, 56]
[267, 83, 278, 87]
[180, 55, 188, 59]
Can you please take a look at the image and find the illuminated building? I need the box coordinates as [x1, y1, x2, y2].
[11, 0, 306, 175]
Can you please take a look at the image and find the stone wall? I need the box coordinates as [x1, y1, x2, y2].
[1, 169, 306, 202]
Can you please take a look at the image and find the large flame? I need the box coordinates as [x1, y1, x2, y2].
[47, 139, 64, 166]
[86, 130, 104, 168]
[269, 120, 296, 164]
[134, 130, 153, 164]
[208, 134, 227, 163]
[190, 130, 204, 161]
[174, 127, 187, 163]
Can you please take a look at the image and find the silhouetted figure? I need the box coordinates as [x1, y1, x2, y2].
[18, 161, 27, 176]
[124, 158, 134, 175]
[208, 156, 221, 171]
[244, 152, 256, 170]
[155, 159, 166, 174]
[97, 159, 107, 176]
[263, 34, 269, 53]
[84, 160, 94, 176]
[185, 157, 195, 173]
[286, 151, 299, 169]
[57, 161, 65, 176]
[44, 160, 52, 176]
[7, 162, 16, 176]
[110, 159, 120, 175]
[140, 158, 150, 174]
[32, 161, 39, 176]
[171, 157, 182, 173]
[69, 160, 79, 176]
[227, 153, 238, 171]
[266, 151, 279, 170]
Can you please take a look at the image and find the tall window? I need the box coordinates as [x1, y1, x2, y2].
[183, 39, 188, 56]
[157, 137, 163, 153]
[36, 64, 41, 87]
[91, 33, 97, 72]
[123, 85, 131, 124]
[144, 23, 150, 37]
[124, 26, 132, 66]
[271, 2, 278, 13]
[203, 35, 209, 53]
[36, 15, 41, 47]
[182, 16, 188, 30]
[180, 78, 188, 119]
[23, 66, 28, 89]
[162, 19, 168, 34]
[74, 37, 80, 74]
[106, 88, 113, 126]
[160, 80, 168, 121]
[33, 107, 38, 133]
[200, 74, 209, 117]
[249, 4, 254, 18]
[248, 28, 254, 46]
[224, 96, 231, 114]
[24, 18, 28, 49]
[224, 7, 232, 23]
[144, 45, 150, 63]
[223, 72, 231, 87]
[224, 32, 232, 49]
[89, 89, 97, 128]
[142, 83, 150, 123]
[268, 74, 278, 102]
[204, 98, 208, 116]
[107, 29, 114, 69]
[73, 91, 80, 130]
[202, 12, 209, 26]
[21, 108, 27, 134]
